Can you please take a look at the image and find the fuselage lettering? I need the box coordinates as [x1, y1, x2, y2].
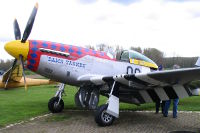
[127, 66, 133, 74]
[47, 56, 86, 68]
[135, 68, 141, 73]
[126, 66, 141, 74]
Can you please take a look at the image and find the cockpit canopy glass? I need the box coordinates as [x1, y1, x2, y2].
[120, 50, 156, 64]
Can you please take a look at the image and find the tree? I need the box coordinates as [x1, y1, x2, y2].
[85, 45, 95, 50]
[0, 59, 13, 71]
[96, 44, 107, 51]
[163, 57, 197, 68]
[130, 47, 142, 53]
[143, 48, 164, 65]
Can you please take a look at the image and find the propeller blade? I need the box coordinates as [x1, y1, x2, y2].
[19, 55, 27, 90]
[13, 19, 21, 40]
[21, 3, 38, 43]
[4, 59, 17, 88]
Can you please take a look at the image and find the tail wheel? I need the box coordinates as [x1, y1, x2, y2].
[48, 97, 64, 113]
[95, 104, 115, 126]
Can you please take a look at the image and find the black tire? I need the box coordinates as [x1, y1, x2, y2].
[48, 97, 64, 113]
[95, 104, 115, 126]
[88, 91, 99, 110]
[74, 92, 83, 108]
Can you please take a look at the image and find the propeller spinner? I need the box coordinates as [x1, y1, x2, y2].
[4, 3, 38, 90]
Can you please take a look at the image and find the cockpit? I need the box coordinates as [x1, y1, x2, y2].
[116, 50, 158, 69]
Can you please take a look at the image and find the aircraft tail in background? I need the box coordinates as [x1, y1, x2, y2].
[0, 63, 57, 89]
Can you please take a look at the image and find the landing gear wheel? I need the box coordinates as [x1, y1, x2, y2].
[74, 92, 83, 108]
[48, 97, 64, 113]
[95, 104, 115, 126]
[88, 90, 99, 110]
[75, 87, 99, 110]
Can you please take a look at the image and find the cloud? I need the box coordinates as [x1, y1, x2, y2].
[0, 41, 13, 60]
[165, 0, 200, 3]
[78, 0, 97, 4]
[0, 37, 12, 42]
[96, 15, 108, 21]
[1, 0, 200, 59]
[190, 11, 200, 18]
[110, 0, 141, 5]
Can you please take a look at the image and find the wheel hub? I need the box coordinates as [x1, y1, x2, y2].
[101, 110, 113, 123]
[53, 102, 60, 109]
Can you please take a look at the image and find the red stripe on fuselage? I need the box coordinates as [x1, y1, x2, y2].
[27, 40, 115, 72]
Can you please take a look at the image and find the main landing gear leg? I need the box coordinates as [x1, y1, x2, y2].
[48, 83, 65, 113]
[95, 81, 119, 126]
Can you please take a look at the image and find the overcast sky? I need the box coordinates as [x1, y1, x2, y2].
[1, 0, 200, 60]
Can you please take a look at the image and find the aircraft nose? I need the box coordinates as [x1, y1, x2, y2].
[4, 40, 29, 60]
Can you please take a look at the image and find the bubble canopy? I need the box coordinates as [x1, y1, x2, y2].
[119, 50, 158, 69]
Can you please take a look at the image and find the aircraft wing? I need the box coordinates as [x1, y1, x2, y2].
[79, 67, 200, 87]
[124, 67, 200, 87]
[78, 67, 200, 104]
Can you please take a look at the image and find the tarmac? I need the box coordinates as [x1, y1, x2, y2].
[0, 110, 200, 133]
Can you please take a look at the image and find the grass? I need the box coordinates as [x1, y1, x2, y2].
[0, 85, 55, 127]
[24, 70, 37, 75]
[0, 85, 200, 127]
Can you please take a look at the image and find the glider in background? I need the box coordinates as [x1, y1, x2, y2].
[0, 62, 55, 89]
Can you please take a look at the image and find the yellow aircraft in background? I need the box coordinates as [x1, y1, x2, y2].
[0, 62, 56, 89]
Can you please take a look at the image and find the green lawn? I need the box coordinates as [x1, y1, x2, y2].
[0, 85, 200, 127]
[24, 70, 37, 75]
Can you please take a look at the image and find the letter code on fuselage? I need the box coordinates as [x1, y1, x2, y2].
[47, 56, 86, 68]
[126, 66, 141, 74]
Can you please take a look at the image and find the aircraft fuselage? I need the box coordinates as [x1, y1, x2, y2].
[27, 40, 150, 86]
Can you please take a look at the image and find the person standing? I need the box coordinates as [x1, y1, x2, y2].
[163, 98, 179, 118]
[163, 64, 180, 118]
[155, 100, 160, 114]
[173, 98, 179, 118]
[155, 100, 166, 114]
[161, 100, 166, 114]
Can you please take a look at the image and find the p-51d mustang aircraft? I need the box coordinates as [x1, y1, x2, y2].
[4, 3, 200, 126]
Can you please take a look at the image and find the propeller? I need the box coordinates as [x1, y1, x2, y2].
[20, 55, 27, 90]
[13, 19, 21, 40]
[21, 3, 38, 43]
[4, 59, 17, 88]
[4, 3, 38, 90]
